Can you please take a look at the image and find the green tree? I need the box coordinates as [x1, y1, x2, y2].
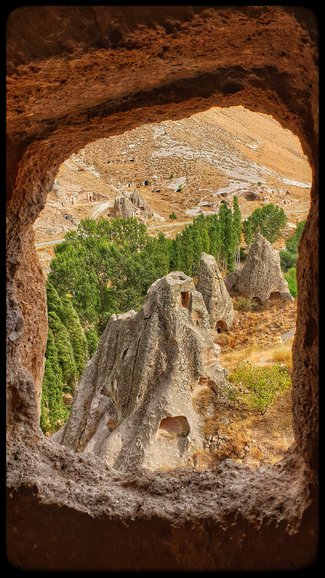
[280, 249, 297, 272]
[207, 214, 221, 263]
[249, 204, 287, 244]
[219, 203, 235, 272]
[285, 220, 306, 254]
[280, 220, 306, 274]
[285, 267, 297, 298]
[180, 226, 195, 275]
[86, 328, 99, 357]
[170, 234, 184, 271]
[243, 216, 253, 247]
[60, 296, 89, 377]
[40, 329, 67, 434]
[46, 282, 63, 316]
[195, 214, 210, 254]
[48, 311, 77, 393]
[232, 196, 242, 264]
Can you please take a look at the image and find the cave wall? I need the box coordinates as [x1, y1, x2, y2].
[6, 6, 318, 571]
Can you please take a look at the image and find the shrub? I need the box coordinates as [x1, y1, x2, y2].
[85, 328, 99, 357]
[239, 247, 247, 261]
[169, 212, 177, 220]
[285, 267, 297, 298]
[176, 184, 183, 192]
[228, 361, 291, 413]
[285, 220, 306, 254]
[280, 249, 297, 272]
[234, 296, 261, 312]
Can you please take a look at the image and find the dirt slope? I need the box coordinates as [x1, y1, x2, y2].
[34, 105, 311, 273]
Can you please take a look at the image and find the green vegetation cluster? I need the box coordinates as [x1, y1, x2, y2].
[243, 203, 288, 246]
[41, 283, 89, 434]
[41, 199, 294, 433]
[48, 197, 243, 339]
[279, 220, 305, 298]
[227, 361, 291, 413]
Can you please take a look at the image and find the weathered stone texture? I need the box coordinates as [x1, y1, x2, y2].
[235, 234, 293, 304]
[197, 252, 234, 330]
[58, 272, 226, 471]
[110, 191, 154, 219]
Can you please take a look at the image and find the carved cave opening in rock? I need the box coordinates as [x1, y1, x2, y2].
[7, 5, 318, 571]
[269, 291, 281, 302]
[180, 291, 191, 308]
[159, 416, 191, 438]
[216, 320, 227, 333]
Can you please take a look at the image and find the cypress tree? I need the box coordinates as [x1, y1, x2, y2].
[48, 311, 77, 393]
[46, 281, 63, 316]
[85, 328, 99, 357]
[60, 296, 89, 377]
[190, 220, 204, 274]
[40, 328, 67, 434]
[243, 216, 253, 247]
[233, 196, 242, 264]
[219, 204, 235, 272]
[180, 226, 195, 275]
[170, 234, 183, 271]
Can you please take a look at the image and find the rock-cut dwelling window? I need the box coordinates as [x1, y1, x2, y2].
[269, 291, 281, 302]
[181, 291, 191, 308]
[159, 416, 190, 438]
[216, 320, 227, 333]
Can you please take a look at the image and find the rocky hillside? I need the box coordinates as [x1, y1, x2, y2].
[34, 106, 311, 273]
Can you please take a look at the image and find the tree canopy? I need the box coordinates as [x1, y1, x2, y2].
[243, 204, 287, 245]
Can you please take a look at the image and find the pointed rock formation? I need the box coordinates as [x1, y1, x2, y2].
[196, 253, 234, 332]
[55, 272, 227, 472]
[110, 191, 154, 220]
[129, 190, 154, 218]
[110, 195, 135, 218]
[229, 234, 293, 304]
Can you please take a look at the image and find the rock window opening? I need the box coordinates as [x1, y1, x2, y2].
[269, 291, 281, 302]
[216, 320, 227, 333]
[181, 291, 191, 308]
[158, 416, 190, 438]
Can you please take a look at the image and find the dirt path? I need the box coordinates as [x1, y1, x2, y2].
[35, 239, 63, 248]
[148, 220, 191, 231]
[91, 201, 113, 218]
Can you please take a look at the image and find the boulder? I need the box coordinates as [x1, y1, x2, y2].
[56, 272, 227, 471]
[196, 253, 234, 331]
[110, 196, 134, 218]
[236, 234, 293, 303]
[129, 191, 154, 218]
[110, 191, 155, 219]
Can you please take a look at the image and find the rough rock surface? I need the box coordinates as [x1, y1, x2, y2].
[231, 235, 293, 304]
[196, 252, 234, 331]
[6, 5, 318, 571]
[57, 272, 227, 471]
[224, 267, 242, 295]
[129, 190, 154, 218]
[110, 191, 154, 219]
[110, 195, 134, 218]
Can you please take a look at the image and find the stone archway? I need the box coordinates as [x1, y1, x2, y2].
[6, 6, 318, 571]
